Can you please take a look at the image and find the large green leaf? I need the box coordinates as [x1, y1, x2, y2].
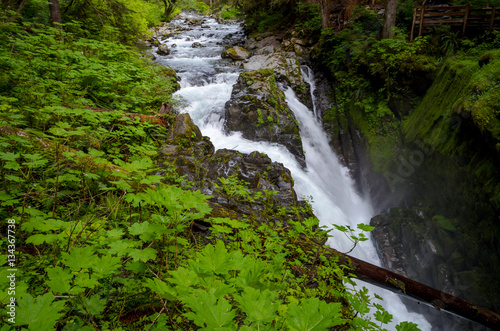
[46, 266, 72, 294]
[17, 293, 65, 330]
[234, 287, 279, 324]
[128, 247, 157, 262]
[26, 234, 58, 245]
[196, 241, 233, 275]
[108, 239, 133, 256]
[61, 246, 99, 271]
[183, 289, 236, 330]
[145, 278, 177, 301]
[285, 298, 345, 331]
[92, 254, 121, 277]
[167, 266, 199, 289]
[82, 295, 106, 315]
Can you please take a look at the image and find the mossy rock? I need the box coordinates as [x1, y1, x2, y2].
[222, 46, 250, 60]
[224, 70, 305, 166]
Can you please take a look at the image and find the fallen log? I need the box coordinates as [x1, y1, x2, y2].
[328, 247, 500, 330]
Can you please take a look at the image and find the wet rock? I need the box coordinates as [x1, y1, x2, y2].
[224, 69, 305, 167]
[243, 51, 307, 100]
[290, 37, 304, 46]
[156, 44, 171, 56]
[293, 44, 304, 56]
[168, 113, 202, 143]
[370, 207, 496, 311]
[191, 42, 205, 48]
[222, 46, 250, 60]
[157, 113, 309, 224]
[186, 18, 202, 25]
[201, 24, 210, 28]
[245, 35, 282, 52]
[281, 40, 293, 51]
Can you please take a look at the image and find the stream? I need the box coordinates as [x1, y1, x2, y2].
[154, 12, 432, 330]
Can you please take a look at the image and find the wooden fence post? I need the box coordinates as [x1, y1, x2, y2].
[463, 4, 470, 35]
[418, 6, 425, 37]
[411, 7, 417, 41]
[490, 7, 497, 31]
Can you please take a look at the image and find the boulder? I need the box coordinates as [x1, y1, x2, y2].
[290, 37, 304, 46]
[191, 42, 205, 48]
[281, 40, 293, 51]
[167, 113, 202, 143]
[243, 51, 307, 101]
[157, 113, 310, 224]
[293, 44, 304, 57]
[186, 18, 201, 25]
[222, 46, 250, 60]
[224, 69, 305, 167]
[156, 44, 170, 56]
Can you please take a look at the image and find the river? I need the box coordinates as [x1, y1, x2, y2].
[154, 11, 432, 330]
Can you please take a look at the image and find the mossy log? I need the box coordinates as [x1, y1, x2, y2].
[329, 247, 500, 330]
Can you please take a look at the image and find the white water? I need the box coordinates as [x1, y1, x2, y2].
[156, 12, 431, 330]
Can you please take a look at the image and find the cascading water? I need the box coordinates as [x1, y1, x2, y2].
[301, 65, 319, 119]
[155, 12, 431, 330]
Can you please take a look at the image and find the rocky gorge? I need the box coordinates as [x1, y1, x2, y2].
[149, 10, 500, 330]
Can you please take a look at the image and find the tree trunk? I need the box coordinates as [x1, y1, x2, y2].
[48, 0, 62, 26]
[162, 0, 177, 18]
[328, 248, 500, 330]
[382, 0, 397, 38]
[320, 0, 329, 29]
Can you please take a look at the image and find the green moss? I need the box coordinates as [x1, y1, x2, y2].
[257, 109, 264, 126]
[404, 59, 476, 155]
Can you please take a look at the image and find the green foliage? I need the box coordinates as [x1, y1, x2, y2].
[0, 22, 175, 114]
[240, 0, 296, 33]
[2, 0, 164, 44]
[333, 223, 375, 253]
[316, 7, 437, 156]
[294, 2, 321, 37]
[451, 0, 500, 8]
[214, 174, 261, 208]
[17, 292, 65, 330]
[219, 5, 241, 19]
[178, 0, 211, 14]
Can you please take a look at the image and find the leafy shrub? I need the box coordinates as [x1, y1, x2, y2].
[219, 5, 241, 19]
[0, 22, 175, 113]
[60, 0, 162, 44]
[316, 11, 436, 130]
[178, 0, 211, 14]
[294, 2, 321, 37]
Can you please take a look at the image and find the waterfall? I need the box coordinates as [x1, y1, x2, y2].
[155, 12, 432, 330]
[284, 86, 432, 330]
[300, 65, 319, 119]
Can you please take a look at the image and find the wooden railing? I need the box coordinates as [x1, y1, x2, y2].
[410, 5, 500, 41]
